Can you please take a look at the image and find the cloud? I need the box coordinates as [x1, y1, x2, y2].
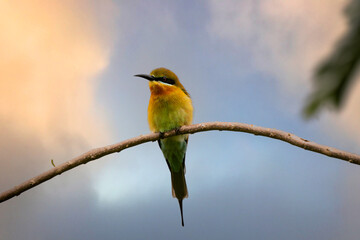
[207, 0, 360, 144]
[208, 0, 347, 92]
[0, 2, 118, 238]
[0, 0, 115, 186]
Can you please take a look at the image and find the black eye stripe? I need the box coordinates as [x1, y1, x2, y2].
[154, 76, 175, 85]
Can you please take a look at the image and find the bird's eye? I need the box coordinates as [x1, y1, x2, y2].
[156, 76, 175, 85]
[164, 77, 175, 85]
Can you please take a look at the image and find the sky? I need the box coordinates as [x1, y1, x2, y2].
[1, 0, 360, 239]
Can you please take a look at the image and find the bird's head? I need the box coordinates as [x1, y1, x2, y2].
[135, 67, 189, 96]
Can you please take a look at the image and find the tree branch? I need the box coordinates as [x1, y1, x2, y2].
[1, 121, 359, 203]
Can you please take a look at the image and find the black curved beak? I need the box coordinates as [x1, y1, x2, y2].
[134, 74, 155, 81]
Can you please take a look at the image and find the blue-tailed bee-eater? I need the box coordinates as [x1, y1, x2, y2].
[135, 67, 193, 226]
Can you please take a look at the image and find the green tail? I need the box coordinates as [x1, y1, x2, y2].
[171, 167, 188, 227]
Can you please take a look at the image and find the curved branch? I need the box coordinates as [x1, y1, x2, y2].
[1, 121, 359, 203]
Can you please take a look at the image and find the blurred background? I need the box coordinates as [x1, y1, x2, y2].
[1, 0, 360, 239]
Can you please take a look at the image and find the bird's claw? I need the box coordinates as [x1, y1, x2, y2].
[174, 127, 181, 135]
[159, 131, 165, 139]
[159, 128, 181, 139]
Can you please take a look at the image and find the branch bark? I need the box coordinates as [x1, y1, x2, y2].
[1, 121, 359, 203]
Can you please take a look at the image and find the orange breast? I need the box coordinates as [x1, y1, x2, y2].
[147, 82, 193, 133]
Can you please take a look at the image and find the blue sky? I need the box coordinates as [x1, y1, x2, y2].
[1, 0, 360, 239]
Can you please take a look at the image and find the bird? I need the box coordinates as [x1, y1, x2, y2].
[135, 67, 193, 226]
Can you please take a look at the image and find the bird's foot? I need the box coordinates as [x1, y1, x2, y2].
[174, 127, 182, 135]
[159, 127, 181, 139]
[159, 131, 165, 139]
